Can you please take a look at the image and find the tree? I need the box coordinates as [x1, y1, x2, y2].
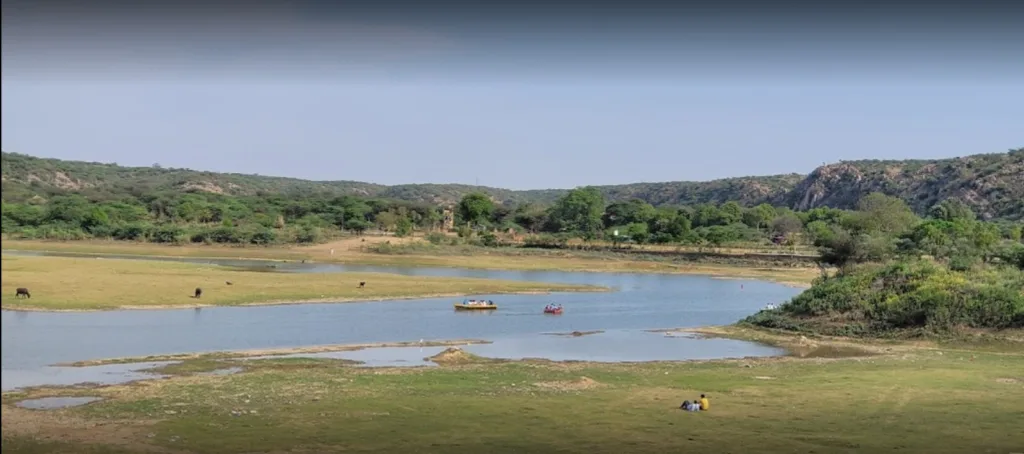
[805, 220, 835, 246]
[81, 207, 111, 233]
[416, 208, 442, 230]
[770, 214, 804, 237]
[374, 211, 399, 232]
[394, 216, 414, 237]
[648, 207, 691, 243]
[969, 221, 1001, 260]
[45, 195, 91, 225]
[346, 219, 369, 235]
[457, 193, 494, 228]
[602, 199, 656, 228]
[718, 201, 743, 225]
[930, 198, 976, 222]
[691, 204, 721, 228]
[742, 203, 777, 230]
[848, 193, 920, 235]
[547, 187, 605, 240]
[512, 204, 549, 233]
[817, 228, 860, 272]
[625, 222, 650, 244]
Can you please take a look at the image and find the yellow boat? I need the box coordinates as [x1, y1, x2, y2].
[453, 299, 497, 310]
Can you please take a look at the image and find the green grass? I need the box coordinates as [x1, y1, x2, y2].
[3, 338, 1023, 454]
[2, 239, 823, 286]
[0, 255, 603, 311]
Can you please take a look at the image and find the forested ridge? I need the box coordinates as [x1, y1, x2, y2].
[3, 148, 1022, 220]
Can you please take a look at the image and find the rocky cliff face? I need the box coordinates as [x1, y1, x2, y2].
[784, 150, 1024, 220]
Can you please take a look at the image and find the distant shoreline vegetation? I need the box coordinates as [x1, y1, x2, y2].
[2, 149, 1022, 248]
[2, 150, 1023, 336]
[2, 158, 1022, 253]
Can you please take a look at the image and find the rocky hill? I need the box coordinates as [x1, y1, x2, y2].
[2, 149, 1022, 219]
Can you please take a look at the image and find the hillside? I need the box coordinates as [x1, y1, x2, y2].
[2, 149, 1022, 219]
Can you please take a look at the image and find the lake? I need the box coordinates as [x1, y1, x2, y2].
[1, 252, 803, 390]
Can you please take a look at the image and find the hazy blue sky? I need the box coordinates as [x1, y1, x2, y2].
[3, 1, 1022, 189]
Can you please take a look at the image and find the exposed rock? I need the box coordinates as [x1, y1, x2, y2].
[2, 149, 1021, 219]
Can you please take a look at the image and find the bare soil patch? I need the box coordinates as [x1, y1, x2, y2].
[533, 376, 604, 392]
[1, 405, 172, 453]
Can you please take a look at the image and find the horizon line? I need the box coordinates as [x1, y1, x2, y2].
[2, 148, 1020, 193]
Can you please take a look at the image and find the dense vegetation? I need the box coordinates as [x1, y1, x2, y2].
[3, 150, 1023, 255]
[4, 149, 1022, 220]
[744, 196, 1024, 336]
[748, 261, 1024, 335]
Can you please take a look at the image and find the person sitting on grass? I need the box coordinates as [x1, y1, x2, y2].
[700, 394, 710, 411]
[680, 400, 700, 412]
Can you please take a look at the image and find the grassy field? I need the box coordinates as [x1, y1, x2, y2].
[2, 329, 1022, 454]
[1, 238, 822, 286]
[0, 255, 603, 311]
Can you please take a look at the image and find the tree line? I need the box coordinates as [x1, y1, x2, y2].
[2, 186, 1022, 261]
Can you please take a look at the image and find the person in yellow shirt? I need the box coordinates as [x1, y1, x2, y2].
[699, 394, 710, 411]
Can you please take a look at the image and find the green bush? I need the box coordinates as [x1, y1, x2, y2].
[746, 260, 1024, 334]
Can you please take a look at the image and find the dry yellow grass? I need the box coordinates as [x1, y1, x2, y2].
[2, 239, 820, 285]
[0, 255, 603, 311]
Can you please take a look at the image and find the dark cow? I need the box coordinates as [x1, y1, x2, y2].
[225, 281, 233, 285]
[15, 287, 31, 299]
[194, 287, 203, 298]
[358, 281, 366, 289]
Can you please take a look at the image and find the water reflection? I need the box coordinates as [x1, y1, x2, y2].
[2, 251, 804, 390]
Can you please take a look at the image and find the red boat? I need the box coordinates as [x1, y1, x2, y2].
[543, 305, 564, 315]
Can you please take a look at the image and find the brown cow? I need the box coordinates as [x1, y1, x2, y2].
[358, 281, 366, 289]
[194, 287, 203, 298]
[16, 288, 31, 298]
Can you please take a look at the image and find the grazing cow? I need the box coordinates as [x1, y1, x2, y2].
[15, 287, 31, 299]
[194, 287, 203, 298]
[358, 281, 366, 289]
[225, 281, 233, 285]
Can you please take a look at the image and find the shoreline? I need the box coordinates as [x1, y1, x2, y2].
[48, 325, 882, 369]
[0, 287, 608, 313]
[55, 338, 494, 367]
[1, 243, 821, 286]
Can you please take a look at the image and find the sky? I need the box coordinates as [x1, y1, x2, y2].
[2, 0, 1022, 190]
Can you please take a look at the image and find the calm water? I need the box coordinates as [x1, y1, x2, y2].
[16, 396, 105, 409]
[1, 252, 801, 390]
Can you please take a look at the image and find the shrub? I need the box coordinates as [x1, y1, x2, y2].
[745, 259, 1024, 334]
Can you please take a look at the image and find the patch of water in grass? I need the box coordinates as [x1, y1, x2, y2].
[15, 396, 104, 410]
[1, 361, 175, 392]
